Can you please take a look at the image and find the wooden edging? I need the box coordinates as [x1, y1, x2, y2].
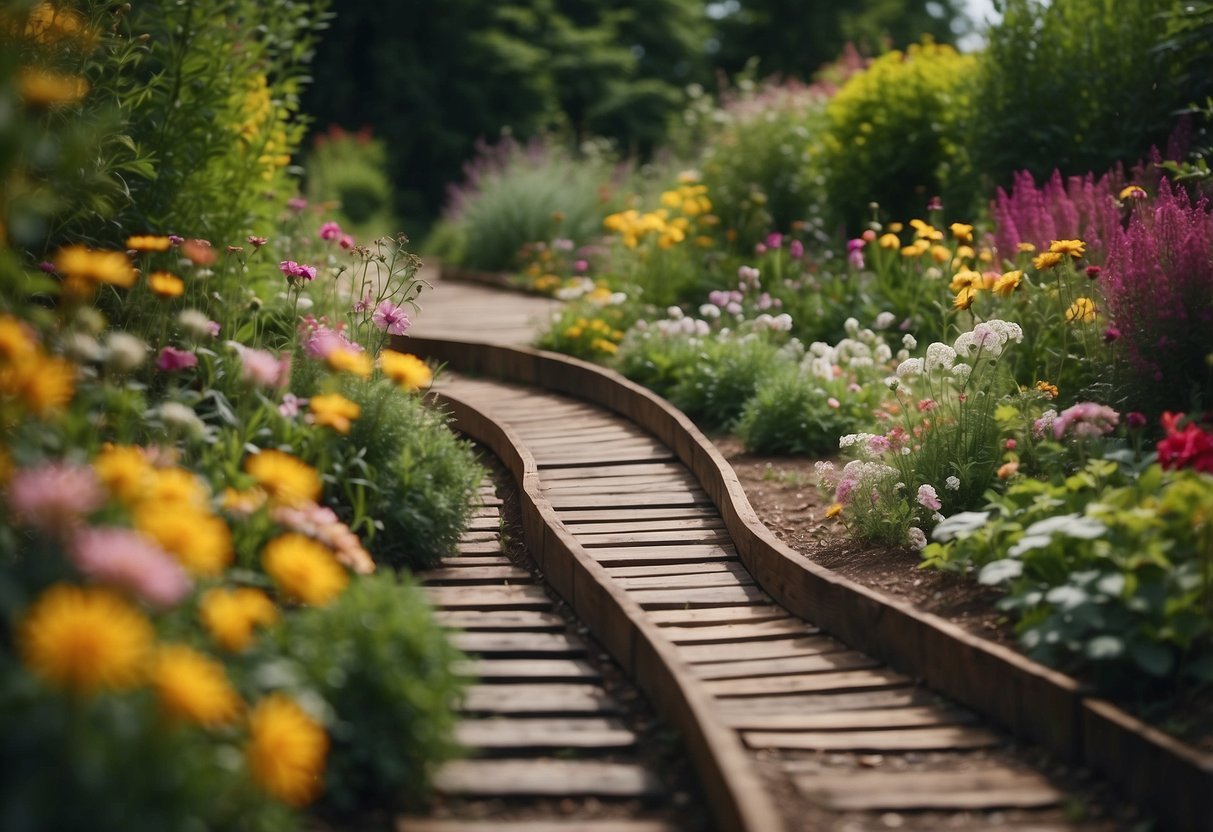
[427, 387, 786, 832]
[403, 334, 1213, 832]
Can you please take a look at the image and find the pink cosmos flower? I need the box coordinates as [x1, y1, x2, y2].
[916, 483, 942, 511]
[318, 221, 342, 241]
[7, 462, 104, 535]
[303, 324, 359, 359]
[353, 292, 375, 314]
[155, 346, 197, 372]
[339, 234, 355, 250]
[71, 527, 191, 609]
[279, 260, 318, 281]
[372, 300, 411, 336]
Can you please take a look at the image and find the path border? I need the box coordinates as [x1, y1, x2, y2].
[403, 333, 1213, 832]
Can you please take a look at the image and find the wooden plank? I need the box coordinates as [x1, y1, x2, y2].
[540, 462, 687, 481]
[398, 821, 680, 832]
[746, 724, 1000, 751]
[521, 431, 650, 449]
[462, 684, 622, 715]
[434, 610, 566, 631]
[705, 668, 911, 698]
[713, 688, 940, 716]
[613, 571, 754, 591]
[457, 541, 507, 554]
[566, 518, 726, 536]
[437, 556, 515, 568]
[457, 531, 499, 542]
[677, 637, 844, 664]
[451, 632, 586, 657]
[543, 478, 699, 496]
[605, 561, 741, 579]
[646, 605, 788, 627]
[627, 584, 769, 609]
[585, 545, 738, 567]
[577, 529, 734, 548]
[793, 769, 1063, 811]
[426, 586, 551, 611]
[454, 658, 601, 682]
[455, 717, 637, 750]
[723, 705, 975, 732]
[423, 566, 532, 584]
[538, 450, 678, 469]
[433, 759, 663, 798]
[660, 619, 818, 645]
[691, 651, 881, 681]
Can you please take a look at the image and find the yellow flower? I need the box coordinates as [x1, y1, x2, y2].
[1119, 185, 1147, 201]
[949, 222, 974, 242]
[246, 694, 329, 806]
[954, 244, 975, 261]
[325, 347, 372, 379]
[135, 508, 233, 576]
[953, 286, 979, 310]
[1032, 251, 1063, 270]
[17, 68, 89, 108]
[1035, 381, 1059, 399]
[825, 503, 843, 519]
[564, 326, 584, 339]
[1016, 242, 1037, 253]
[309, 393, 361, 435]
[53, 245, 137, 288]
[878, 232, 900, 249]
[141, 467, 211, 509]
[151, 644, 243, 726]
[887, 222, 904, 233]
[93, 444, 153, 504]
[591, 338, 618, 355]
[125, 235, 172, 252]
[0, 352, 75, 415]
[0, 315, 37, 363]
[1048, 239, 1086, 258]
[909, 219, 942, 240]
[1065, 297, 1097, 323]
[978, 248, 994, 264]
[930, 245, 951, 264]
[221, 486, 268, 517]
[20, 584, 154, 696]
[245, 450, 322, 506]
[992, 270, 1023, 297]
[378, 350, 432, 392]
[949, 269, 983, 292]
[148, 271, 185, 299]
[200, 587, 278, 652]
[262, 533, 348, 606]
[23, 3, 95, 46]
[900, 239, 930, 258]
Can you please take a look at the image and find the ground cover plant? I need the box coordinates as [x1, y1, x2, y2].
[0, 4, 479, 829]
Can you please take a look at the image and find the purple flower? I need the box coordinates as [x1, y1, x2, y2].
[927, 196, 943, 211]
[1103, 325, 1121, 343]
[574, 259, 589, 273]
[279, 260, 318, 281]
[168, 234, 185, 245]
[71, 527, 191, 609]
[318, 221, 342, 241]
[789, 239, 805, 259]
[38, 261, 56, 274]
[155, 346, 198, 372]
[230, 343, 291, 388]
[372, 300, 411, 336]
[916, 483, 942, 511]
[1126, 411, 1147, 429]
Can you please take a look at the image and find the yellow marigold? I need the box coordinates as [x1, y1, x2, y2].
[141, 466, 210, 509]
[900, 240, 929, 258]
[992, 270, 1024, 297]
[17, 68, 88, 108]
[978, 248, 994, 264]
[949, 222, 974, 242]
[53, 244, 136, 288]
[325, 347, 372, 379]
[1065, 297, 1097, 323]
[20, 584, 154, 696]
[125, 235, 172, 252]
[151, 644, 242, 726]
[0, 353, 75, 415]
[246, 693, 329, 806]
[949, 269, 983, 293]
[221, 486, 268, 517]
[953, 286, 979, 310]
[148, 271, 184, 299]
[1032, 251, 1063, 270]
[309, 393, 360, 435]
[378, 350, 432, 392]
[878, 232, 900, 249]
[262, 533, 348, 606]
[135, 507, 233, 577]
[93, 444, 153, 504]
[909, 219, 942, 240]
[825, 503, 844, 519]
[1048, 239, 1086, 258]
[0, 315, 37, 363]
[954, 244, 976, 261]
[200, 587, 278, 652]
[1035, 381, 1059, 399]
[245, 450, 322, 506]
[930, 245, 951, 264]
[887, 222, 904, 233]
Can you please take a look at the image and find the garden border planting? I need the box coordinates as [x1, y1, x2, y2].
[406, 332, 1213, 832]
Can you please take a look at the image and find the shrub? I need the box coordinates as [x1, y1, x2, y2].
[266, 572, 465, 812]
[737, 364, 883, 455]
[666, 335, 784, 431]
[819, 41, 975, 231]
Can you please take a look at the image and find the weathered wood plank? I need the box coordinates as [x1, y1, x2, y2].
[553, 507, 718, 523]
[566, 518, 726, 536]
[462, 684, 622, 715]
[745, 725, 1000, 751]
[705, 668, 911, 698]
[613, 571, 755, 591]
[721, 705, 976, 732]
[454, 658, 601, 682]
[646, 605, 788, 627]
[538, 450, 678, 469]
[713, 688, 939, 716]
[432, 760, 662, 797]
[539, 462, 687, 481]
[604, 561, 742, 579]
[793, 769, 1063, 811]
[437, 556, 515, 568]
[434, 610, 566, 631]
[691, 651, 881, 681]
[423, 566, 531, 584]
[677, 637, 843, 664]
[627, 584, 769, 609]
[455, 717, 637, 750]
[577, 529, 734, 548]
[585, 545, 739, 567]
[542, 478, 700, 496]
[451, 631, 586, 657]
[659, 619, 818, 645]
[426, 586, 551, 611]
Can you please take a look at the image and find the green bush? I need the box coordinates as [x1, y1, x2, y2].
[820, 41, 975, 231]
[737, 364, 882, 455]
[305, 125, 396, 239]
[266, 572, 465, 812]
[667, 336, 783, 431]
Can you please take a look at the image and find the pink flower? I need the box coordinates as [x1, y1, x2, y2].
[279, 393, 304, 418]
[574, 259, 589, 273]
[766, 232, 783, 250]
[1004, 438, 1018, 450]
[287, 197, 308, 213]
[1053, 402, 1120, 440]
[339, 234, 355, 250]
[372, 300, 411, 336]
[71, 527, 191, 609]
[206, 320, 221, 337]
[916, 483, 942, 511]
[318, 221, 342, 241]
[1126, 411, 1147, 430]
[7, 462, 104, 535]
[230, 343, 291, 388]
[827, 397, 840, 409]
[278, 260, 317, 281]
[353, 292, 374, 314]
[847, 238, 865, 270]
[247, 235, 268, 248]
[155, 346, 197, 372]
[789, 239, 805, 259]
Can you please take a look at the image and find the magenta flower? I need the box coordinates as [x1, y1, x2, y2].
[318, 221, 342, 241]
[847, 238, 866, 270]
[155, 346, 198, 372]
[71, 527, 191, 609]
[302, 323, 359, 359]
[789, 239, 805, 259]
[372, 300, 411, 336]
[38, 261, 56, 273]
[766, 232, 784, 249]
[7, 462, 104, 536]
[574, 259, 589, 273]
[278, 260, 318, 281]
[339, 234, 355, 250]
[916, 483, 942, 511]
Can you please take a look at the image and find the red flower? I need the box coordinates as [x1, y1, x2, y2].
[1157, 412, 1213, 473]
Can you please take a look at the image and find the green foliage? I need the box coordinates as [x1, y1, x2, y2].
[737, 364, 882, 455]
[820, 41, 976, 231]
[267, 572, 465, 811]
[966, 0, 1202, 205]
[667, 335, 783, 430]
[924, 461, 1213, 688]
[536, 299, 634, 361]
[305, 126, 396, 240]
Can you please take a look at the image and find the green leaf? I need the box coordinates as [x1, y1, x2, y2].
[1130, 640, 1175, 677]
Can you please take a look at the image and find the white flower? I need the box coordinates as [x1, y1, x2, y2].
[945, 476, 961, 491]
[873, 311, 895, 330]
[902, 333, 918, 351]
[951, 363, 972, 382]
[844, 317, 859, 337]
[896, 357, 924, 378]
[925, 342, 957, 372]
[177, 308, 213, 339]
[699, 303, 721, 318]
[104, 332, 148, 372]
[156, 402, 205, 437]
[65, 332, 102, 363]
[907, 527, 928, 550]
